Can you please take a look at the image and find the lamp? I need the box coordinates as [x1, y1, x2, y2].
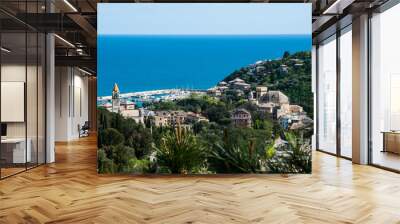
[54, 34, 75, 48]
[1, 47, 11, 53]
[63, 0, 78, 12]
[78, 67, 93, 76]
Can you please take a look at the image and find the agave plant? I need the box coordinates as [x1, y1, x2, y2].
[208, 129, 262, 173]
[266, 132, 312, 173]
[154, 125, 206, 174]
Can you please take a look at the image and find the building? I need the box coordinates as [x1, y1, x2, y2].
[294, 63, 304, 67]
[257, 102, 278, 114]
[153, 110, 207, 127]
[218, 81, 228, 86]
[169, 110, 186, 126]
[255, 88, 306, 119]
[111, 83, 120, 113]
[279, 114, 312, 130]
[256, 65, 266, 73]
[259, 91, 289, 105]
[120, 99, 135, 110]
[153, 111, 171, 127]
[258, 90, 290, 119]
[276, 104, 304, 118]
[207, 87, 222, 97]
[231, 108, 252, 128]
[229, 78, 251, 90]
[279, 64, 288, 74]
[256, 86, 268, 100]
[186, 112, 209, 123]
[289, 105, 303, 114]
[121, 109, 144, 124]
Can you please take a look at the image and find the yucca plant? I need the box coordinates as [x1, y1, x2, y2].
[154, 125, 206, 174]
[266, 132, 312, 173]
[208, 129, 262, 173]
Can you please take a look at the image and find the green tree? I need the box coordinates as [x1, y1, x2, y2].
[98, 128, 124, 147]
[204, 105, 231, 126]
[111, 144, 136, 173]
[126, 128, 153, 159]
[98, 148, 114, 173]
[283, 51, 290, 59]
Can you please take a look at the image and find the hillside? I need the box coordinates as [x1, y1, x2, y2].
[223, 51, 313, 115]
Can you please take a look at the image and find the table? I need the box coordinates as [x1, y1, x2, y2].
[1, 138, 31, 164]
[382, 131, 400, 154]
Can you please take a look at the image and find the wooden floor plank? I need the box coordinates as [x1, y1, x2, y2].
[1, 135, 400, 224]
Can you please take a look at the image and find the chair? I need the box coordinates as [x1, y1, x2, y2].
[79, 121, 90, 138]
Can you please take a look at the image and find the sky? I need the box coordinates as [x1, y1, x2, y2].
[98, 3, 311, 35]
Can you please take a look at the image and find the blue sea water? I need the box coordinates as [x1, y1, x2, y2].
[98, 35, 311, 97]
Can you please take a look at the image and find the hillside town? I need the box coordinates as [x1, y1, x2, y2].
[207, 78, 312, 130]
[98, 74, 312, 131]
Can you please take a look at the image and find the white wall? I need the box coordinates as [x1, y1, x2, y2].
[55, 67, 89, 141]
[1, 63, 47, 164]
[1, 65, 26, 139]
[55, 67, 69, 140]
[1, 65, 41, 137]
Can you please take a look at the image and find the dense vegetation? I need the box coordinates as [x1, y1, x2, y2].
[98, 95, 311, 174]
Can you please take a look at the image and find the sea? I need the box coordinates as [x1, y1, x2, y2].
[97, 35, 311, 97]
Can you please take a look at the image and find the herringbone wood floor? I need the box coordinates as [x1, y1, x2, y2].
[1, 135, 400, 224]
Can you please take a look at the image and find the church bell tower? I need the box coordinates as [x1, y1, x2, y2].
[112, 83, 120, 113]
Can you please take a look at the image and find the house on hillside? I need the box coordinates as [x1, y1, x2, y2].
[231, 108, 252, 128]
[154, 111, 171, 127]
[120, 99, 135, 110]
[121, 109, 144, 124]
[207, 87, 222, 97]
[256, 86, 268, 100]
[228, 78, 251, 91]
[279, 64, 289, 74]
[258, 91, 289, 105]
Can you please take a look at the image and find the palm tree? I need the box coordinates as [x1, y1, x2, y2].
[266, 132, 312, 173]
[154, 125, 206, 174]
[209, 129, 262, 173]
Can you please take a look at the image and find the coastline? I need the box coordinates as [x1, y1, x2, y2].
[97, 88, 207, 101]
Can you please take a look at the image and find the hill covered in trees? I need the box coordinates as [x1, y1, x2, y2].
[223, 51, 312, 115]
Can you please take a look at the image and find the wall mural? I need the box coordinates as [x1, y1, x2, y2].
[97, 3, 313, 174]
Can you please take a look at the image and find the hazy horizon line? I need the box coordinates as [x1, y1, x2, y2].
[98, 34, 311, 36]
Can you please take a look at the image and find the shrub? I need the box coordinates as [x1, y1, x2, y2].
[98, 148, 114, 173]
[154, 125, 206, 174]
[208, 129, 263, 173]
[98, 144, 136, 173]
[111, 144, 136, 173]
[266, 132, 312, 173]
[209, 141, 262, 173]
[127, 158, 151, 173]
